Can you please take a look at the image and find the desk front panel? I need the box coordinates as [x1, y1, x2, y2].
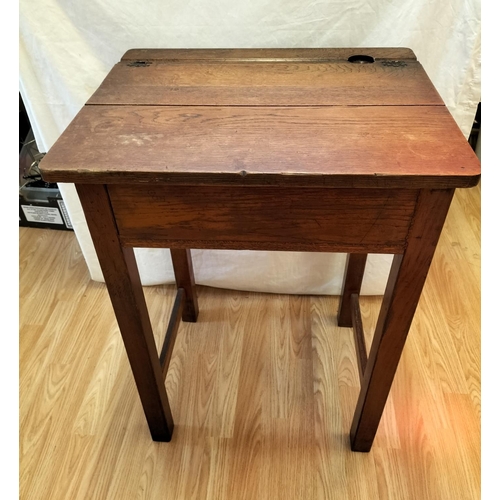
[108, 185, 419, 254]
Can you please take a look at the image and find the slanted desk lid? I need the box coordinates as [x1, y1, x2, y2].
[40, 48, 480, 188]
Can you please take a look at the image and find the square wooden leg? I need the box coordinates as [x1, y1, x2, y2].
[170, 248, 199, 322]
[77, 184, 174, 441]
[338, 253, 367, 327]
[350, 189, 454, 451]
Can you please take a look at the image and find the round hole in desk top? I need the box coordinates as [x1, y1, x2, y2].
[348, 55, 375, 64]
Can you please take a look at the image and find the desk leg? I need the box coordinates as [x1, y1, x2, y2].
[350, 189, 455, 452]
[338, 253, 367, 327]
[170, 249, 199, 322]
[76, 184, 174, 441]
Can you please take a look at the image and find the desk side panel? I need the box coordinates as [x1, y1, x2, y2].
[108, 185, 418, 253]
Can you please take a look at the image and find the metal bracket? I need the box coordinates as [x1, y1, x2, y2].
[127, 60, 152, 67]
[381, 60, 407, 67]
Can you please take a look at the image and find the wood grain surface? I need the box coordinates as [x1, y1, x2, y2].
[40, 48, 480, 187]
[75, 183, 174, 441]
[88, 60, 442, 107]
[350, 189, 455, 451]
[121, 47, 418, 62]
[108, 185, 418, 253]
[40, 105, 480, 187]
[19, 183, 480, 499]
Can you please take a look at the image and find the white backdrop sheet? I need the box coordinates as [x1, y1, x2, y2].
[19, 0, 481, 294]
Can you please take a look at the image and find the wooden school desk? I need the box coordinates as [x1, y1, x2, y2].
[40, 48, 480, 452]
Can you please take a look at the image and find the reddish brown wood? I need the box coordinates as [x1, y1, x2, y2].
[108, 185, 417, 253]
[38, 49, 481, 449]
[40, 105, 480, 189]
[160, 288, 185, 379]
[100, 49, 427, 112]
[350, 189, 455, 452]
[337, 254, 368, 327]
[350, 293, 368, 382]
[75, 183, 174, 442]
[170, 249, 199, 322]
[88, 60, 442, 107]
[121, 47, 418, 62]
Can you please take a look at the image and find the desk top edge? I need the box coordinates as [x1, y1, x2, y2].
[41, 169, 481, 189]
[121, 47, 417, 62]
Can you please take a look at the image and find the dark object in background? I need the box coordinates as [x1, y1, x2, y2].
[19, 93, 31, 153]
[468, 102, 481, 152]
[19, 96, 73, 230]
[19, 179, 73, 231]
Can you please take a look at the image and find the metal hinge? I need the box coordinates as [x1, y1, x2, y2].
[381, 60, 408, 67]
[127, 60, 152, 67]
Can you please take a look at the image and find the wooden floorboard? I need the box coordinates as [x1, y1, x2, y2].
[19, 184, 480, 499]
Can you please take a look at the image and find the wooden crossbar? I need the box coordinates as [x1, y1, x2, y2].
[350, 293, 368, 382]
[160, 288, 185, 379]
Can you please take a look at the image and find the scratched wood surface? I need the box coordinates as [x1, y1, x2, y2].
[40, 105, 480, 187]
[39, 48, 480, 187]
[87, 60, 442, 107]
[20, 184, 480, 500]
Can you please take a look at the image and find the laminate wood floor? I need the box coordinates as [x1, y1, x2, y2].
[19, 185, 480, 500]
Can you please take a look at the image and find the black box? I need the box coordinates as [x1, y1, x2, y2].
[19, 124, 73, 231]
[19, 182, 73, 231]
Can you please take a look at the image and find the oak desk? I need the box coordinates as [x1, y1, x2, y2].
[40, 48, 480, 452]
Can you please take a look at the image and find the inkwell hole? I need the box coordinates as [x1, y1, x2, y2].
[347, 55, 375, 64]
